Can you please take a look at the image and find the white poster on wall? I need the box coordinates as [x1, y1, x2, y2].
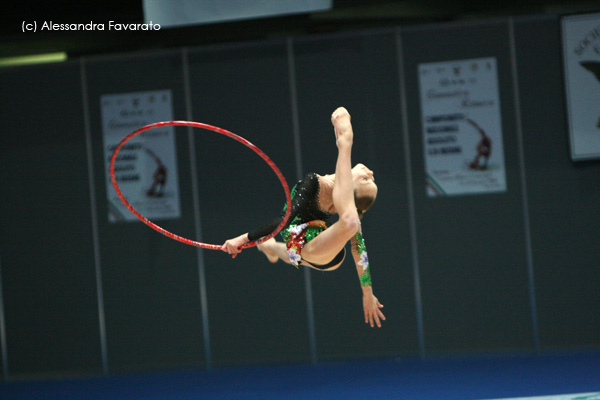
[101, 89, 181, 222]
[418, 57, 507, 197]
[562, 12, 600, 161]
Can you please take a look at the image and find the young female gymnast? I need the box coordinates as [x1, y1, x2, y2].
[221, 107, 385, 328]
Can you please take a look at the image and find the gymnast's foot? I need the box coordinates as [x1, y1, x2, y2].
[257, 238, 279, 263]
[331, 107, 353, 147]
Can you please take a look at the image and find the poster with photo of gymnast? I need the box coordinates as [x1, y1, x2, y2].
[561, 12, 600, 161]
[101, 89, 181, 222]
[418, 57, 507, 197]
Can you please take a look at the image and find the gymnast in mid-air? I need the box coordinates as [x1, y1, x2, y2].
[222, 107, 386, 328]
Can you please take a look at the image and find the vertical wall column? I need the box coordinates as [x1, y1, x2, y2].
[286, 38, 318, 364]
[512, 14, 600, 349]
[292, 30, 419, 359]
[0, 252, 8, 380]
[508, 18, 540, 353]
[81, 58, 109, 374]
[182, 48, 213, 369]
[84, 52, 206, 372]
[186, 41, 310, 366]
[0, 62, 104, 378]
[395, 28, 426, 358]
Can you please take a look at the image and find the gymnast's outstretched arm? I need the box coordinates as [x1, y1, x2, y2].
[351, 228, 385, 327]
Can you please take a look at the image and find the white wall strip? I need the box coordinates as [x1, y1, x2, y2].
[80, 58, 109, 374]
[508, 17, 540, 353]
[182, 48, 213, 369]
[287, 37, 318, 364]
[0, 252, 9, 380]
[396, 28, 426, 358]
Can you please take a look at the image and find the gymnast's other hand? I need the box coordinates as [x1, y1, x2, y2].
[362, 290, 386, 328]
[221, 233, 249, 258]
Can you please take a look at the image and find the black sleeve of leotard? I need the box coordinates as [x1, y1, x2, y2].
[247, 173, 319, 241]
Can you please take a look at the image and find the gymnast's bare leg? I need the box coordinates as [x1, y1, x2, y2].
[300, 107, 360, 265]
[257, 107, 358, 267]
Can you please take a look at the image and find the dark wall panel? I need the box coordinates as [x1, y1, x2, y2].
[0, 63, 102, 377]
[294, 31, 419, 359]
[514, 15, 600, 349]
[85, 53, 205, 372]
[401, 22, 535, 353]
[187, 42, 310, 366]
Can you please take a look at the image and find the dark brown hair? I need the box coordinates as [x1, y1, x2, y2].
[354, 189, 376, 219]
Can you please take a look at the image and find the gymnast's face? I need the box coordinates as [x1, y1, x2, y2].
[352, 163, 378, 201]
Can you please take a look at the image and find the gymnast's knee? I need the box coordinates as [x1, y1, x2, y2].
[339, 212, 360, 236]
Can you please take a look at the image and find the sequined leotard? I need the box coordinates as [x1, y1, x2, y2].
[248, 173, 332, 240]
[248, 173, 344, 268]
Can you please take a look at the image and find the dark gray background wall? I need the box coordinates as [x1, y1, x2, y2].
[402, 20, 534, 353]
[0, 13, 598, 380]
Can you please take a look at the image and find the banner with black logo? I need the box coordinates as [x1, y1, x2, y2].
[562, 12, 600, 161]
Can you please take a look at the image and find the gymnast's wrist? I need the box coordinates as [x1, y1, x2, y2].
[361, 285, 373, 294]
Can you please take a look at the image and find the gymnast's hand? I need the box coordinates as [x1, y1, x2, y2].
[362, 290, 386, 328]
[221, 233, 249, 258]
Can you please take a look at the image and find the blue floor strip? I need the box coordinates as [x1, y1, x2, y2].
[0, 351, 598, 399]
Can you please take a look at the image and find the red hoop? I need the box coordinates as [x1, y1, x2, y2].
[109, 121, 292, 250]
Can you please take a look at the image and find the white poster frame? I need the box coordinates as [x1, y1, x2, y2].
[561, 12, 600, 161]
[418, 57, 507, 197]
[101, 89, 181, 222]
